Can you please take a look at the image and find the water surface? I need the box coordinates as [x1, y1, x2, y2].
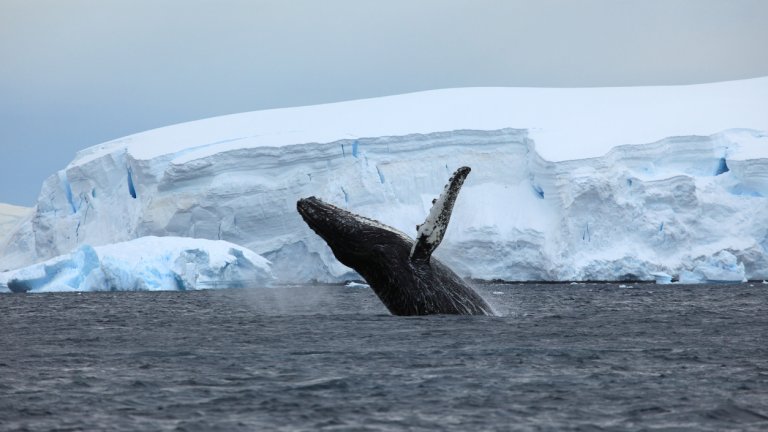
[1, 283, 767, 431]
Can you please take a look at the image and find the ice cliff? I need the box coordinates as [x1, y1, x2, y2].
[0, 236, 272, 293]
[1, 78, 767, 283]
[0, 204, 31, 247]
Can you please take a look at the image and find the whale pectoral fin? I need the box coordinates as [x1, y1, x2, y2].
[410, 166, 471, 262]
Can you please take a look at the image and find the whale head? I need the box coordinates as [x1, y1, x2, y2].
[296, 196, 412, 270]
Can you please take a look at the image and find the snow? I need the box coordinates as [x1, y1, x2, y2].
[0, 236, 272, 293]
[1, 78, 767, 284]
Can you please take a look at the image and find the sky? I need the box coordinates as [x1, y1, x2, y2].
[2, 0, 768, 206]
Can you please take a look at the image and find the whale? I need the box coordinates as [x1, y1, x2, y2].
[296, 167, 495, 316]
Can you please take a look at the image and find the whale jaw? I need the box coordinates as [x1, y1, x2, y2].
[296, 197, 412, 269]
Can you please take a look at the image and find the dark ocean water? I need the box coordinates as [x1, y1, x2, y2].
[1, 283, 767, 431]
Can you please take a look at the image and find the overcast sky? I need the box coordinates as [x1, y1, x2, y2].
[2, 0, 767, 205]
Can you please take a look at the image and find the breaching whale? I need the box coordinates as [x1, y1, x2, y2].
[297, 166, 495, 316]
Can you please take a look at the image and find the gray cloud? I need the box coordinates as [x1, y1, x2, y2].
[2, 0, 767, 204]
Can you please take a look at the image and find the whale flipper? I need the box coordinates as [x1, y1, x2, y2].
[410, 166, 471, 262]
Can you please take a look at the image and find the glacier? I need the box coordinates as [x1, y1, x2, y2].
[1, 78, 767, 285]
[0, 236, 272, 293]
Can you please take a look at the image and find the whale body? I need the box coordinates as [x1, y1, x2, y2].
[297, 167, 495, 316]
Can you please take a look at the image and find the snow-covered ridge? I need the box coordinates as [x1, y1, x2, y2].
[1, 78, 767, 283]
[70, 77, 768, 165]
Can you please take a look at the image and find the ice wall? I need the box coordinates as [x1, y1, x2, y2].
[0, 204, 32, 252]
[1, 127, 766, 283]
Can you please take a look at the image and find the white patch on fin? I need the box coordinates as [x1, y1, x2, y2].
[410, 166, 471, 261]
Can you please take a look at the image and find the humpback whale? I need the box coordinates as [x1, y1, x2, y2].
[297, 167, 495, 316]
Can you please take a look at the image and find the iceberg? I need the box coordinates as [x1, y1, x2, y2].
[649, 272, 673, 285]
[345, 281, 371, 289]
[1, 78, 767, 283]
[677, 251, 748, 284]
[0, 236, 272, 293]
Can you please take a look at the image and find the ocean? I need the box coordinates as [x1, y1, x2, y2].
[1, 283, 767, 431]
